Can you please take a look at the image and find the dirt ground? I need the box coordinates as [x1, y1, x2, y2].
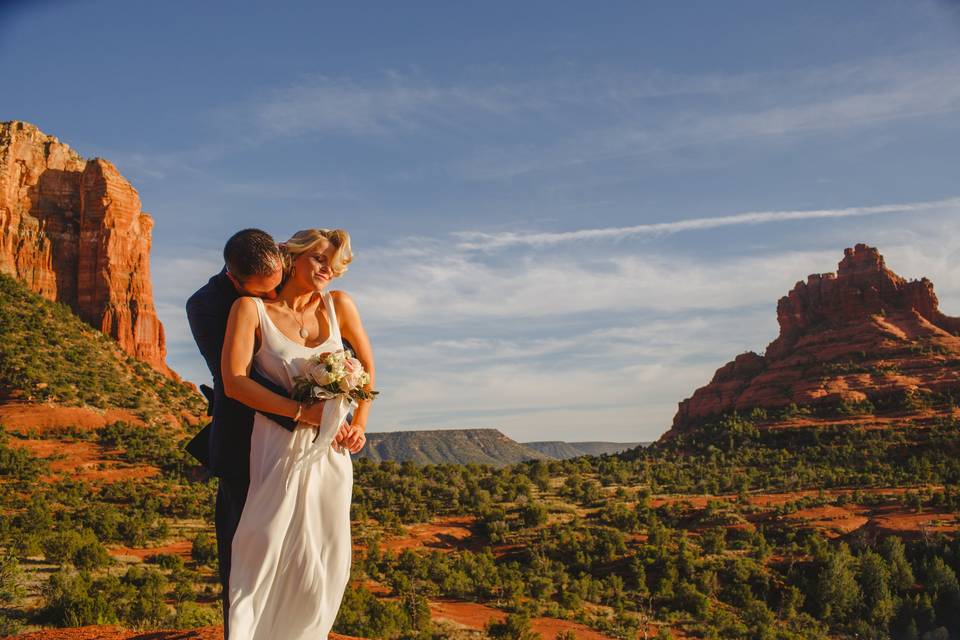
[427, 598, 620, 639]
[9, 438, 159, 483]
[379, 515, 479, 553]
[0, 403, 143, 432]
[107, 540, 193, 562]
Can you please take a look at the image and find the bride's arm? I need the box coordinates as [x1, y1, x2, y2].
[221, 296, 311, 421]
[333, 290, 375, 434]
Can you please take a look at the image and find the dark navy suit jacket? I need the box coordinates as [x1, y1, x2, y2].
[185, 268, 297, 480]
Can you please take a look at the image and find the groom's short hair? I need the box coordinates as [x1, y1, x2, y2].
[224, 228, 282, 280]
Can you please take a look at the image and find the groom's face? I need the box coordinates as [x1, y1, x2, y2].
[228, 268, 282, 300]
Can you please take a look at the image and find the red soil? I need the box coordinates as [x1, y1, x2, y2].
[748, 486, 932, 507]
[8, 438, 158, 482]
[764, 409, 955, 432]
[0, 403, 143, 431]
[782, 505, 870, 538]
[427, 598, 618, 639]
[381, 516, 478, 553]
[109, 540, 193, 561]
[871, 506, 960, 536]
[649, 495, 715, 509]
[775, 499, 959, 539]
[359, 578, 393, 596]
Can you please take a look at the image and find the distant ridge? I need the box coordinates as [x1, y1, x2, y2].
[358, 428, 551, 466]
[522, 440, 647, 458]
[356, 428, 646, 465]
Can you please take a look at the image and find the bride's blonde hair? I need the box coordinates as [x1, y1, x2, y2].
[280, 228, 353, 279]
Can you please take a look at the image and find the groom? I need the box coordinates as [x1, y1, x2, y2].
[185, 228, 345, 638]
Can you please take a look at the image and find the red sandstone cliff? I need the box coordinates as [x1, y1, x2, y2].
[667, 243, 960, 436]
[0, 120, 170, 375]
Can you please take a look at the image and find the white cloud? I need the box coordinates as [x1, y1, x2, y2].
[453, 197, 960, 250]
[351, 246, 840, 327]
[248, 73, 535, 137]
[454, 53, 960, 180]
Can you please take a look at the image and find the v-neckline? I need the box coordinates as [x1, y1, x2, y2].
[261, 293, 336, 350]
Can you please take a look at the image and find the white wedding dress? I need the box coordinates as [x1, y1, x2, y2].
[229, 291, 355, 640]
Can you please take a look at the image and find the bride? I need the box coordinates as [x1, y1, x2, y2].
[221, 228, 375, 639]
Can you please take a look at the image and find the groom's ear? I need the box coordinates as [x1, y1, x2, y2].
[225, 270, 241, 290]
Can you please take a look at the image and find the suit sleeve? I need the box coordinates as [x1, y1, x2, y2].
[250, 368, 298, 432]
[186, 293, 225, 383]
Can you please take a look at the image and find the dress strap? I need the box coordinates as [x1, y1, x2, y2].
[251, 296, 276, 341]
[321, 291, 342, 346]
[251, 296, 265, 328]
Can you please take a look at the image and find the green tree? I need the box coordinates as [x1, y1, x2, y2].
[812, 542, 862, 624]
[858, 549, 894, 629]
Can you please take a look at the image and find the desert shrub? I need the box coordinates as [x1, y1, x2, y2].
[191, 533, 218, 568]
[334, 584, 431, 638]
[486, 610, 540, 640]
[0, 554, 24, 634]
[519, 500, 549, 527]
[0, 430, 47, 481]
[41, 569, 122, 626]
[42, 529, 110, 570]
[169, 601, 220, 628]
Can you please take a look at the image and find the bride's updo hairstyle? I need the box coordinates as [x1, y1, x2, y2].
[280, 228, 353, 280]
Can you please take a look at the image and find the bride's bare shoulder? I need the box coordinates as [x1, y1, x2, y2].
[328, 290, 359, 316]
[228, 296, 262, 324]
[329, 289, 358, 304]
[328, 289, 352, 302]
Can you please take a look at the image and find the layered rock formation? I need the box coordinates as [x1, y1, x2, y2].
[0, 120, 169, 374]
[668, 244, 960, 435]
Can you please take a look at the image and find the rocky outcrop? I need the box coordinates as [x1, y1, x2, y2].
[667, 244, 960, 436]
[0, 120, 169, 374]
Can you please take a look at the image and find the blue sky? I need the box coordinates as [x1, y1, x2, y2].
[4, 1, 960, 441]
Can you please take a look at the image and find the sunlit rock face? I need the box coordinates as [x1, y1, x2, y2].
[667, 243, 960, 436]
[0, 120, 170, 375]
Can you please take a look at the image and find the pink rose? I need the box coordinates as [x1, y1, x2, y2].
[342, 357, 364, 390]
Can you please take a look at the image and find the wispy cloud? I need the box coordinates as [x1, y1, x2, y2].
[453, 197, 960, 250]
[232, 52, 960, 146]
[453, 54, 960, 180]
[248, 73, 534, 137]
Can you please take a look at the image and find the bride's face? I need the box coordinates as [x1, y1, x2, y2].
[292, 239, 336, 291]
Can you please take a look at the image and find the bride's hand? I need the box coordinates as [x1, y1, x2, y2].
[342, 423, 366, 454]
[298, 400, 326, 426]
[332, 420, 351, 453]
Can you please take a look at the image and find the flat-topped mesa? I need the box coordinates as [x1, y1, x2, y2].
[666, 243, 960, 437]
[0, 120, 170, 375]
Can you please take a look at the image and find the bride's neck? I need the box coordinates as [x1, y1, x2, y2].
[277, 281, 320, 311]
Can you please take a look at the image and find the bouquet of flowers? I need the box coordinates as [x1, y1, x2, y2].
[291, 348, 378, 404]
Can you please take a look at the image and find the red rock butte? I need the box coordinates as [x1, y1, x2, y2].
[668, 243, 960, 435]
[0, 120, 171, 376]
